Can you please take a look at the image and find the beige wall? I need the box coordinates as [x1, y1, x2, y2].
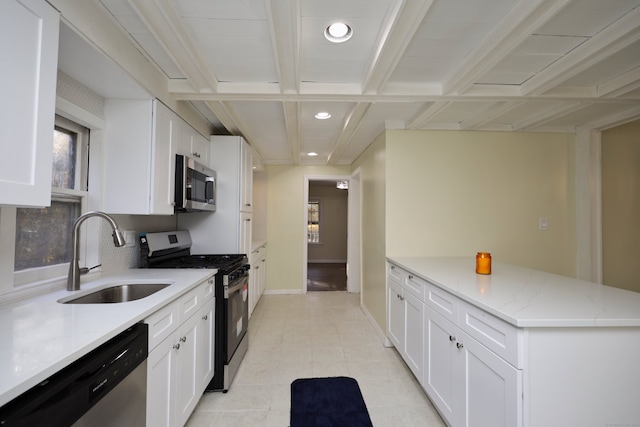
[353, 129, 578, 334]
[352, 133, 387, 330]
[265, 165, 350, 292]
[386, 130, 577, 276]
[601, 120, 640, 292]
[308, 184, 348, 262]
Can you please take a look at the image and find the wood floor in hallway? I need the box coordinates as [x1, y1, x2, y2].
[307, 262, 347, 292]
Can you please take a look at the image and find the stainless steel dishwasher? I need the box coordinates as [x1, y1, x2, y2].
[0, 323, 148, 427]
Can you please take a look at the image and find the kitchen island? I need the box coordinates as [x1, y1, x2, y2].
[387, 256, 640, 427]
[0, 268, 215, 407]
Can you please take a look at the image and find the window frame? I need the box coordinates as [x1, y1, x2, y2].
[12, 115, 90, 287]
[307, 197, 322, 244]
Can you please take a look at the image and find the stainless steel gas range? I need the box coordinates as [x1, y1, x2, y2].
[139, 230, 249, 392]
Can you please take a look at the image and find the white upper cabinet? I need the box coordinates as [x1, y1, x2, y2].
[102, 99, 177, 215]
[0, 0, 59, 207]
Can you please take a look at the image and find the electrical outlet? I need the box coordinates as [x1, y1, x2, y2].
[539, 217, 548, 231]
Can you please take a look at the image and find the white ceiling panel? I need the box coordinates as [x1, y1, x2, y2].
[84, 0, 640, 165]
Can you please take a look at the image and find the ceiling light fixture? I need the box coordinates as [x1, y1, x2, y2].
[315, 112, 331, 120]
[324, 22, 352, 43]
[307, 152, 318, 157]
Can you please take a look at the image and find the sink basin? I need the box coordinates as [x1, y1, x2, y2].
[60, 283, 170, 304]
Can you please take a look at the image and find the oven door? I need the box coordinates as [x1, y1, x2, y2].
[224, 275, 249, 361]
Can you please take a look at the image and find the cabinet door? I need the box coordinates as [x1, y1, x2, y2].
[240, 212, 252, 256]
[175, 313, 200, 427]
[191, 133, 209, 162]
[239, 140, 253, 212]
[147, 335, 177, 427]
[196, 299, 215, 391]
[424, 306, 457, 426]
[387, 279, 404, 351]
[404, 292, 424, 381]
[457, 331, 522, 427]
[0, 0, 59, 207]
[151, 101, 177, 215]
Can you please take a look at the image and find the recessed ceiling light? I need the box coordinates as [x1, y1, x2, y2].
[315, 112, 331, 120]
[307, 152, 318, 157]
[324, 22, 352, 43]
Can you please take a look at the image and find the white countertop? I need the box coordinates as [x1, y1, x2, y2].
[0, 268, 215, 407]
[388, 257, 640, 328]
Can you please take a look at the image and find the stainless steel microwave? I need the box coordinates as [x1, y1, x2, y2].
[175, 154, 216, 212]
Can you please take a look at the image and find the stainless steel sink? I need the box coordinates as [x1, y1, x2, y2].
[60, 283, 170, 304]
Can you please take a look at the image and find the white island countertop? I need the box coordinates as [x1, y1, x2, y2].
[0, 268, 215, 407]
[388, 257, 640, 328]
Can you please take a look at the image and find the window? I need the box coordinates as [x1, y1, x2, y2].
[14, 116, 89, 282]
[308, 199, 321, 243]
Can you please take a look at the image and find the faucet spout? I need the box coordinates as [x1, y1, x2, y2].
[67, 211, 126, 291]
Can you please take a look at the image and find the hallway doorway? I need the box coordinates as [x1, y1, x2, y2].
[304, 175, 358, 293]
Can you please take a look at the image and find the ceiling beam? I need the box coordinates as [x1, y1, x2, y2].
[522, 7, 640, 96]
[266, 0, 300, 94]
[597, 67, 640, 98]
[443, 0, 572, 96]
[361, 0, 435, 95]
[128, 0, 219, 93]
[282, 101, 301, 165]
[512, 102, 584, 131]
[459, 101, 528, 130]
[327, 103, 371, 165]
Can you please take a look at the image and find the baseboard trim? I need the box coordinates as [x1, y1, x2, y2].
[360, 301, 392, 347]
[263, 289, 305, 295]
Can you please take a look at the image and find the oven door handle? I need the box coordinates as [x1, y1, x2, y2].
[224, 278, 247, 299]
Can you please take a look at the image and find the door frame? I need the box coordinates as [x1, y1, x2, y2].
[303, 174, 361, 294]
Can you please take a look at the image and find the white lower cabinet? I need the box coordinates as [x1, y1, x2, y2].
[387, 265, 424, 381]
[146, 278, 215, 427]
[424, 307, 522, 427]
[388, 262, 522, 427]
[249, 244, 267, 316]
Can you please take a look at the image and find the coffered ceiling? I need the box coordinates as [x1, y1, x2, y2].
[94, 0, 640, 166]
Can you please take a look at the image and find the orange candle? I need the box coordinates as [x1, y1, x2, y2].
[476, 252, 491, 275]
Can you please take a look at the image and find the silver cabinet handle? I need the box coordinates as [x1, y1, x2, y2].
[449, 335, 456, 342]
[408, 274, 414, 279]
[173, 343, 180, 350]
[456, 342, 464, 349]
[180, 336, 187, 343]
[202, 315, 208, 320]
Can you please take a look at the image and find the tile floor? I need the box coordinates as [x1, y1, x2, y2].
[185, 292, 446, 427]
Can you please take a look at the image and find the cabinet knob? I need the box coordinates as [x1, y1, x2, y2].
[391, 265, 395, 270]
[408, 274, 414, 279]
[449, 335, 456, 342]
[208, 279, 214, 284]
[202, 315, 208, 320]
[173, 343, 181, 350]
[456, 342, 464, 349]
[180, 336, 187, 343]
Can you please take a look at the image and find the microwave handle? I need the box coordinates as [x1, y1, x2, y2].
[205, 176, 215, 202]
[177, 156, 188, 209]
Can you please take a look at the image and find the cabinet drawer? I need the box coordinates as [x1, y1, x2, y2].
[388, 263, 406, 284]
[459, 300, 521, 368]
[424, 282, 458, 325]
[146, 300, 180, 351]
[404, 273, 427, 302]
[201, 277, 215, 302]
[179, 283, 204, 320]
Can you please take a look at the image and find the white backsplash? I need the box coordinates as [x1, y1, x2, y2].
[100, 215, 177, 274]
